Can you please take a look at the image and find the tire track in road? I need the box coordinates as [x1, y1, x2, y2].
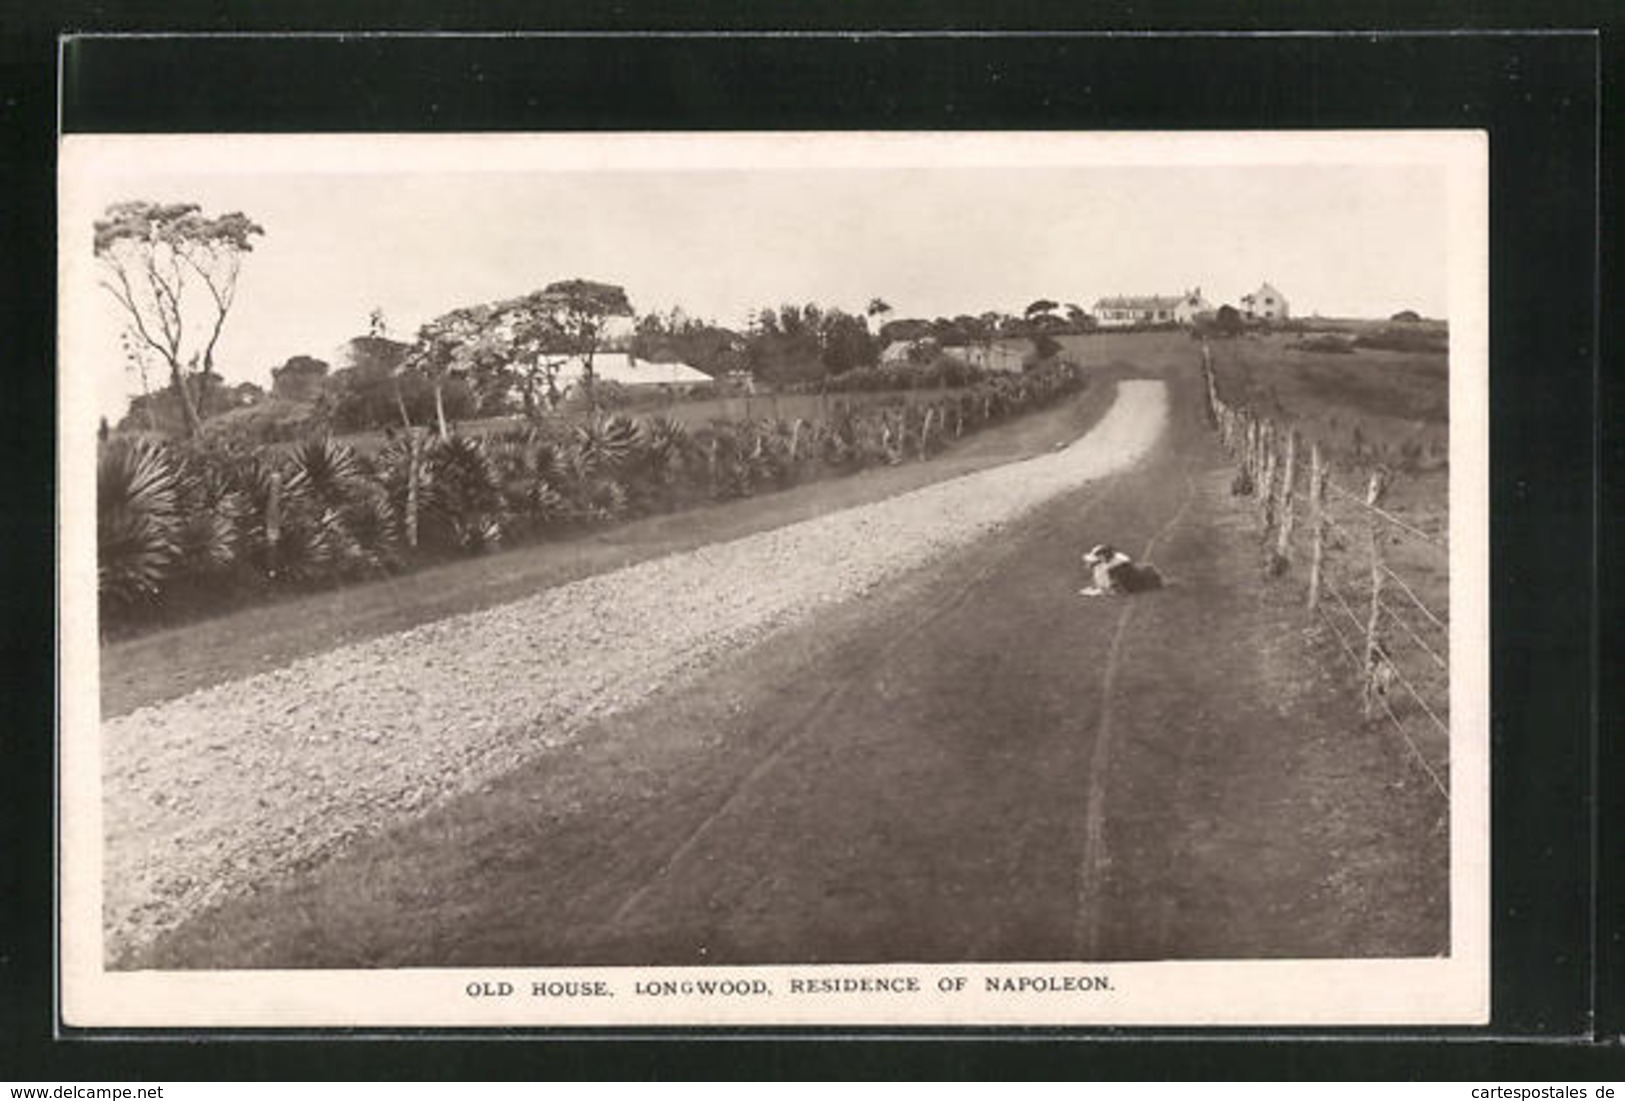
[1074, 460, 1201, 959]
[606, 473, 1132, 934]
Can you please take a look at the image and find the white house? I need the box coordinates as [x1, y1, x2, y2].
[1093, 294, 1184, 327]
[1240, 281, 1290, 321]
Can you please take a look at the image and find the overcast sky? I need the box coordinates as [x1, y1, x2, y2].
[64, 140, 1453, 420]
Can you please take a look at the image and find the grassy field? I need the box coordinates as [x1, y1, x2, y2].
[1205, 331, 1448, 470]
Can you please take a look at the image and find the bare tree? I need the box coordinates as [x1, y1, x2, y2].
[94, 201, 265, 438]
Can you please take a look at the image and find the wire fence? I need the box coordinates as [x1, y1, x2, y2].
[1200, 343, 1451, 800]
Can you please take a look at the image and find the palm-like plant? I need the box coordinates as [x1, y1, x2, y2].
[489, 428, 569, 535]
[284, 437, 398, 575]
[98, 438, 183, 607]
[424, 434, 506, 551]
[173, 450, 247, 580]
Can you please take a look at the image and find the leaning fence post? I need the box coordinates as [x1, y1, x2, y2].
[1306, 442, 1327, 611]
[1275, 429, 1299, 558]
[1361, 468, 1389, 718]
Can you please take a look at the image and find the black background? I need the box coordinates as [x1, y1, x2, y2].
[3, 3, 1616, 1081]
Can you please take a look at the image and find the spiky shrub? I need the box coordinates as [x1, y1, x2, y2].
[170, 445, 249, 592]
[284, 437, 399, 576]
[422, 434, 506, 552]
[625, 414, 693, 512]
[554, 416, 641, 522]
[488, 428, 570, 538]
[98, 437, 183, 611]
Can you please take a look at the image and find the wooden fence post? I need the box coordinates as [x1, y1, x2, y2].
[789, 418, 802, 463]
[1275, 429, 1299, 558]
[1361, 468, 1389, 718]
[1306, 442, 1326, 611]
[1260, 423, 1278, 530]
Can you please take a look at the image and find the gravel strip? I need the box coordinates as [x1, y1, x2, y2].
[102, 381, 1168, 960]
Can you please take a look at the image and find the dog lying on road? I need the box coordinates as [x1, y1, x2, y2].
[1080, 543, 1165, 597]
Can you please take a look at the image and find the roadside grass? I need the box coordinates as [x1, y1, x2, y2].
[102, 379, 1120, 718]
[1206, 330, 1452, 798]
[1100, 466, 1449, 960]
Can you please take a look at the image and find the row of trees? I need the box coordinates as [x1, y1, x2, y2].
[98, 362, 1085, 629]
[96, 198, 1086, 444]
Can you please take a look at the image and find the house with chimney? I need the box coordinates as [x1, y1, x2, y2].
[1093, 287, 1212, 328]
[1093, 294, 1182, 327]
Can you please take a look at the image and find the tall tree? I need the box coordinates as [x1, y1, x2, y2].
[1024, 299, 1063, 331]
[533, 279, 634, 409]
[94, 200, 265, 437]
[402, 304, 505, 439]
[491, 290, 575, 417]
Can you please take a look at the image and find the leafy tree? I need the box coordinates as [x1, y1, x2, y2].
[878, 317, 932, 344]
[1214, 304, 1244, 336]
[818, 309, 877, 375]
[401, 304, 507, 439]
[94, 200, 265, 437]
[532, 279, 634, 408]
[118, 370, 237, 434]
[328, 329, 414, 431]
[630, 308, 743, 376]
[1024, 298, 1060, 321]
[270, 355, 331, 403]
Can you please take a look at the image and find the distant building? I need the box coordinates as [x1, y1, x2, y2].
[1240, 281, 1290, 322]
[1173, 287, 1214, 325]
[880, 340, 918, 364]
[952, 342, 1026, 372]
[1093, 294, 1184, 327]
[556, 352, 713, 391]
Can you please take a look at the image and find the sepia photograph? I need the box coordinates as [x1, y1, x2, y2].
[58, 131, 1489, 1028]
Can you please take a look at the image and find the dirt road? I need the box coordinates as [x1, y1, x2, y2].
[139, 351, 1447, 969]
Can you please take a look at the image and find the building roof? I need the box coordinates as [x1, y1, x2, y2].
[1094, 295, 1186, 310]
[557, 353, 712, 387]
[1244, 282, 1286, 301]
